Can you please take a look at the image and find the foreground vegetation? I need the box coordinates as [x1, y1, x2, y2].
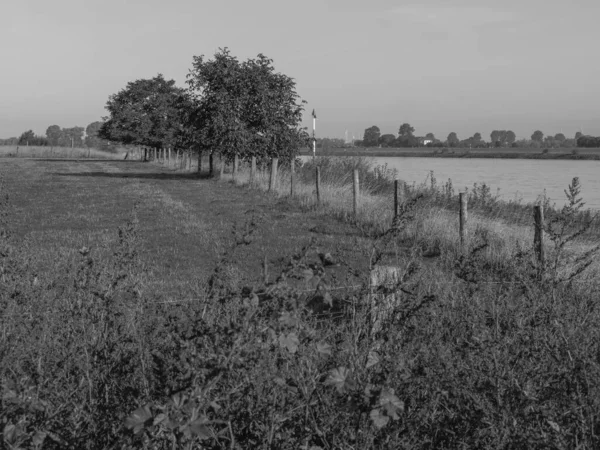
[2, 157, 600, 449]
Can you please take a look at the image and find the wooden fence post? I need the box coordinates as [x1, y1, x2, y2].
[290, 157, 295, 196]
[394, 179, 403, 220]
[269, 158, 278, 191]
[316, 166, 321, 204]
[353, 169, 359, 216]
[233, 154, 239, 181]
[459, 192, 468, 251]
[533, 205, 545, 269]
[250, 156, 256, 185]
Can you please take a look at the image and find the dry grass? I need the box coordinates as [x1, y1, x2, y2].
[219, 157, 600, 282]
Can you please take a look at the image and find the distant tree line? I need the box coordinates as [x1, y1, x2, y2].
[351, 124, 597, 149]
[0, 122, 112, 150]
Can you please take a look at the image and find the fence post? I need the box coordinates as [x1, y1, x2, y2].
[290, 157, 295, 196]
[233, 153, 239, 181]
[269, 158, 278, 191]
[353, 169, 359, 217]
[459, 192, 468, 251]
[250, 156, 256, 185]
[533, 205, 545, 270]
[394, 179, 403, 220]
[316, 166, 321, 204]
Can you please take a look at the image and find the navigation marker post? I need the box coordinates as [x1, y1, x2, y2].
[312, 109, 317, 162]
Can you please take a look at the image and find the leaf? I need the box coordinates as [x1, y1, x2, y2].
[153, 413, 167, 426]
[279, 311, 298, 327]
[125, 405, 153, 434]
[32, 430, 47, 446]
[547, 420, 560, 432]
[366, 350, 380, 369]
[316, 341, 332, 356]
[3, 424, 17, 444]
[370, 408, 390, 429]
[379, 388, 404, 419]
[279, 332, 299, 354]
[189, 416, 212, 440]
[325, 366, 352, 394]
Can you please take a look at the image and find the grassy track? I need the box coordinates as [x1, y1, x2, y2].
[1, 158, 371, 298]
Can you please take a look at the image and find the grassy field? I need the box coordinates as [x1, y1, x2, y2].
[2, 156, 600, 448]
[300, 147, 600, 160]
[0, 145, 129, 160]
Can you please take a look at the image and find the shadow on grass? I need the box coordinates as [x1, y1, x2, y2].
[53, 171, 214, 180]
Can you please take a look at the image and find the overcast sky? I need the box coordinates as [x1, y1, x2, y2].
[1, 0, 599, 141]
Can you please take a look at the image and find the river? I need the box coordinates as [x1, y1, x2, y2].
[309, 156, 600, 210]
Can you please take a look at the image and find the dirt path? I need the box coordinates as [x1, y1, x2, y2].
[1, 158, 374, 299]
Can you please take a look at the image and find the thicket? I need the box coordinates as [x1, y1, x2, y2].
[2, 165, 600, 448]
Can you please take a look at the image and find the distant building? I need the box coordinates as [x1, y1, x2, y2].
[417, 137, 433, 146]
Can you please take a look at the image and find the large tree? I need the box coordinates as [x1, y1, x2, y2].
[447, 132, 459, 147]
[398, 123, 415, 137]
[100, 74, 191, 150]
[186, 49, 307, 173]
[378, 134, 396, 147]
[531, 130, 544, 142]
[46, 125, 62, 146]
[506, 130, 516, 145]
[362, 126, 381, 147]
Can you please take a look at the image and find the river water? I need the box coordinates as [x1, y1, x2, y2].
[360, 157, 600, 210]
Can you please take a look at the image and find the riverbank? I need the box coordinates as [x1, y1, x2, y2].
[300, 147, 600, 160]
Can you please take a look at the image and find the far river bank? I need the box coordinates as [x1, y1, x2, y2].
[299, 147, 600, 160]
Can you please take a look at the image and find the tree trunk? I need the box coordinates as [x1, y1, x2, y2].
[209, 152, 214, 176]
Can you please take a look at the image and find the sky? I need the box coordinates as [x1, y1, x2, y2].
[1, 0, 599, 142]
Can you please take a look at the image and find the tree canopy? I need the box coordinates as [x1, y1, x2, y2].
[99, 74, 192, 150]
[186, 48, 308, 162]
[362, 126, 381, 147]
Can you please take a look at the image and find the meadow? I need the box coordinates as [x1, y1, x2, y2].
[0, 145, 129, 160]
[1, 154, 600, 449]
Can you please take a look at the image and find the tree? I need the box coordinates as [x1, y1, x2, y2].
[18, 130, 35, 145]
[531, 130, 544, 142]
[398, 123, 415, 137]
[362, 126, 381, 147]
[447, 132, 459, 147]
[554, 133, 566, 143]
[378, 134, 396, 147]
[46, 125, 62, 146]
[62, 127, 84, 147]
[17, 130, 47, 146]
[506, 130, 516, 145]
[575, 131, 583, 140]
[473, 132, 482, 142]
[100, 74, 191, 150]
[187, 49, 307, 172]
[425, 133, 435, 140]
[85, 121, 111, 150]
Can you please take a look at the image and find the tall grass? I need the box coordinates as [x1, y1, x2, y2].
[219, 156, 600, 281]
